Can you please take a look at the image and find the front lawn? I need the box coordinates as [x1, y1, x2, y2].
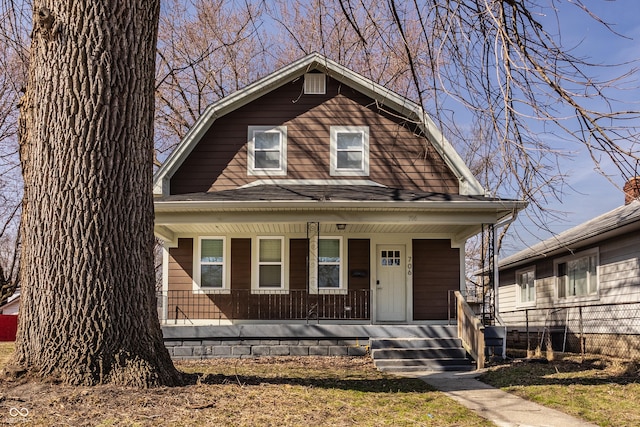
[0, 342, 491, 426]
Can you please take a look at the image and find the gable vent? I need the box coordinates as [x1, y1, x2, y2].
[304, 73, 326, 94]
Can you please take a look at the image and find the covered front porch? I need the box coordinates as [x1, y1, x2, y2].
[155, 186, 522, 326]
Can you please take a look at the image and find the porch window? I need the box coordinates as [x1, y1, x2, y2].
[516, 267, 535, 306]
[247, 126, 287, 176]
[318, 237, 342, 289]
[555, 249, 598, 299]
[197, 237, 226, 289]
[258, 237, 284, 289]
[330, 126, 369, 176]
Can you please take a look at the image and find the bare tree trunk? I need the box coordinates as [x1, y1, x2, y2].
[11, 1, 181, 386]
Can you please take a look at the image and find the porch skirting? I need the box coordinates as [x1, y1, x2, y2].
[162, 324, 453, 360]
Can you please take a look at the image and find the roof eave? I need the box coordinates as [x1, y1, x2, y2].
[154, 198, 525, 214]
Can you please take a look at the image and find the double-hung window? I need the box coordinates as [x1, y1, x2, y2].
[330, 126, 369, 176]
[318, 237, 343, 290]
[196, 237, 226, 291]
[516, 267, 535, 306]
[257, 237, 284, 290]
[247, 126, 287, 176]
[555, 249, 599, 299]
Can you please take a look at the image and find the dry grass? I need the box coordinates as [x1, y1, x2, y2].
[480, 354, 640, 427]
[0, 343, 491, 426]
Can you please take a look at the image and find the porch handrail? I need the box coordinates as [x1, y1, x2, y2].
[454, 290, 485, 369]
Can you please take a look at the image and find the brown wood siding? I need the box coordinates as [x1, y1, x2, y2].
[231, 238, 251, 290]
[290, 239, 309, 290]
[412, 239, 460, 320]
[168, 238, 193, 291]
[348, 239, 370, 290]
[170, 76, 459, 194]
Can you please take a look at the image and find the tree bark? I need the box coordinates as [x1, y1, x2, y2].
[12, 1, 181, 386]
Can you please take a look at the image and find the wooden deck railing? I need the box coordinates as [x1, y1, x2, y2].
[454, 290, 485, 369]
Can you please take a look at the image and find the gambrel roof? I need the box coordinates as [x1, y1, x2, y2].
[153, 52, 485, 197]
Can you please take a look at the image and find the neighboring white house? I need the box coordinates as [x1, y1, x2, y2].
[496, 178, 640, 357]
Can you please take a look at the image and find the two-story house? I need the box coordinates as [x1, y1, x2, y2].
[153, 53, 523, 335]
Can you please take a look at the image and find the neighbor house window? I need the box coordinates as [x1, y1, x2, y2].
[197, 237, 226, 290]
[247, 126, 287, 176]
[330, 126, 369, 176]
[318, 237, 343, 289]
[516, 267, 536, 306]
[257, 237, 284, 289]
[555, 250, 598, 299]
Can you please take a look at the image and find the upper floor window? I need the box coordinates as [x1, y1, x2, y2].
[555, 249, 599, 299]
[330, 126, 369, 176]
[318, 237, 343, 289]
[516, 267, 535, 306]
[247, 126, 287, 176]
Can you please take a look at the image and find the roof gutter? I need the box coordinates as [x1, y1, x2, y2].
[153, 199, 526, 212]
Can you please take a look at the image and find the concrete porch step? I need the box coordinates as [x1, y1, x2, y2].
[374, 358, 475, 372]
[371, 337, 463, 350]
[370, 334, 474, 373]
[371, 347, 468, 360]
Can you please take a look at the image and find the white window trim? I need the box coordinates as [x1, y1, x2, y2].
[330, 126, 369, 176]
[247, 125, 287, 176]
[317, 236, 346, 294]
[515, 266, 536, 308]
[193, 236, 229, 294]
[554, 248, 600, 302]
[252, 236, 287, 293]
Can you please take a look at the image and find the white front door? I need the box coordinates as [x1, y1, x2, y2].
[376, 245, 406, 322]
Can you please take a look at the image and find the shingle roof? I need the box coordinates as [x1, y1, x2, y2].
[499, 200, 640, 269]
[156, 184, 510, 204]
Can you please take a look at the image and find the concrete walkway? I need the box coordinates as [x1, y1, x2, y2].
[401, 370, 599, 427]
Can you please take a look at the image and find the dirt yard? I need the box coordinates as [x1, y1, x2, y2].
[0, 347, 491, 427]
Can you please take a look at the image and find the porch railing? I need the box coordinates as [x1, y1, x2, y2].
[158, 289, 371, 323]
[454, 290, 485, 369]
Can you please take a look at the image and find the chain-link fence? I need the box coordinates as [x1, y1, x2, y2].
[503, 301, 640, 360]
